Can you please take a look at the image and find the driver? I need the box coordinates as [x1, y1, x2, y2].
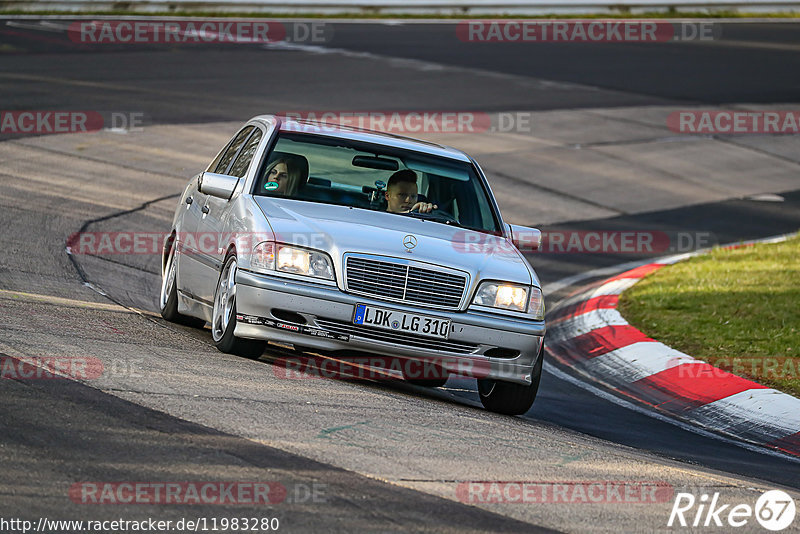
[385, 169, 437, 214]
[262, 157, 300, 196]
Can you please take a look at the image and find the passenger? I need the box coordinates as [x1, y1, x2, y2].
[385, 169, 437, 214]
[262, 157, 301, 196]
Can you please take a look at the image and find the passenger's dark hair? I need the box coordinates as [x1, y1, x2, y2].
[386, 169, 417, 190]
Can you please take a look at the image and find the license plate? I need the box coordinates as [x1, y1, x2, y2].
[353, 304, 451, 340]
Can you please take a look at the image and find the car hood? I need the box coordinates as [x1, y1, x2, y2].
[252, 197, 537, 289]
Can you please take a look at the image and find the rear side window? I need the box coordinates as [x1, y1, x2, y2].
[229, 129, 263, 178]
[212, 126, 254, 174]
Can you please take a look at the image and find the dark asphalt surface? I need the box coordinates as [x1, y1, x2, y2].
[316, 22, 800, 105]
[1, 17, 799, 530]
[1, 353, 549, 532]
[3, 20, 800, 120]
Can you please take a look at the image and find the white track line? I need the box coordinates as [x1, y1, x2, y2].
[543, 361, 800, 463]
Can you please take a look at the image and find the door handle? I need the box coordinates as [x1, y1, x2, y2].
[185, 196, 193, 205]
[201, 205, 210, 214]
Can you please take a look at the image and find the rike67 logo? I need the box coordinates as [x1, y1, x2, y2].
[668, 490, 796, 531]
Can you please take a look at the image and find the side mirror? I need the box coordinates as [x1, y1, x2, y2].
[198, 172, 239, 200]
[507, 223, 541, 252]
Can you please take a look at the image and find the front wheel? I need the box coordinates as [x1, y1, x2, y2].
[159, 242, 205, 327]
[211, 254, 266, 359]
[478, 342, 543, 415]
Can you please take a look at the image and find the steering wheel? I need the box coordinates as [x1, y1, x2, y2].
[407, 207, 459, 224]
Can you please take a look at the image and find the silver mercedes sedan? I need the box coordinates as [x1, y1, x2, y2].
[159, 115, 545, 414]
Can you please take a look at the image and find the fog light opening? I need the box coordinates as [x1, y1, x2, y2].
[270, 309, 307, 325]
[484, 347, 520, 359]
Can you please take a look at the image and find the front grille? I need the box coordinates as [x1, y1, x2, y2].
[345, 256, 467, 309]
[315, 318, 479, 354]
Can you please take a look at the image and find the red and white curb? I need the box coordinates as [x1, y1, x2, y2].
[546, 236, 800, 458]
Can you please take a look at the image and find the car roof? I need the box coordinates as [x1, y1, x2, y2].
[248, 115, 472, 163]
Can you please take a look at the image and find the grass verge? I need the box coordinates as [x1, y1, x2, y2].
[618, 234, 800, 398]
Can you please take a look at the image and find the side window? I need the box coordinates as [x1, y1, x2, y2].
[228, 129, 263, 178]
[211, 126, 254, 175]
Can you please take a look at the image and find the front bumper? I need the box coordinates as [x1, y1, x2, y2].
[234, 269, 546, 385]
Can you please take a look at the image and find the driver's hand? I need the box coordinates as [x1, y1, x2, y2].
[408, 202, 437, 213]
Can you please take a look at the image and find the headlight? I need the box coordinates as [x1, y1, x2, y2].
[277, 246, 310, 274]
[251, 241, 334, 281]
[472, 282, 544, 319]
[473, 282, 528, 312]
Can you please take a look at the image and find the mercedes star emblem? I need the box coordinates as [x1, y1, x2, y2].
[403, 235, 417, 251]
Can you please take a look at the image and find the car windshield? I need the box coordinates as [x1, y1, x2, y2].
[252, 132, 501, 233]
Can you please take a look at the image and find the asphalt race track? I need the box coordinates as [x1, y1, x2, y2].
[1, 18, 799, 532]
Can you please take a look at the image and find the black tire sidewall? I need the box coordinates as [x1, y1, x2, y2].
[160, 243, 181, 321]
[478, 341, 544, 415]
[213, 254, 266, 359]
[160, 242, 205, 327]
[214, 255, 239, 352]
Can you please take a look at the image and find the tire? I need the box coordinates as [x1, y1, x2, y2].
[159, 242, 205, 327]
[211, 253, 266, 359]
[478, 342, 544, 415]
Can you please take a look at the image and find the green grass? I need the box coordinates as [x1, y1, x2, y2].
[618, 234, 800, 398]
[1, 10, 800, 18]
